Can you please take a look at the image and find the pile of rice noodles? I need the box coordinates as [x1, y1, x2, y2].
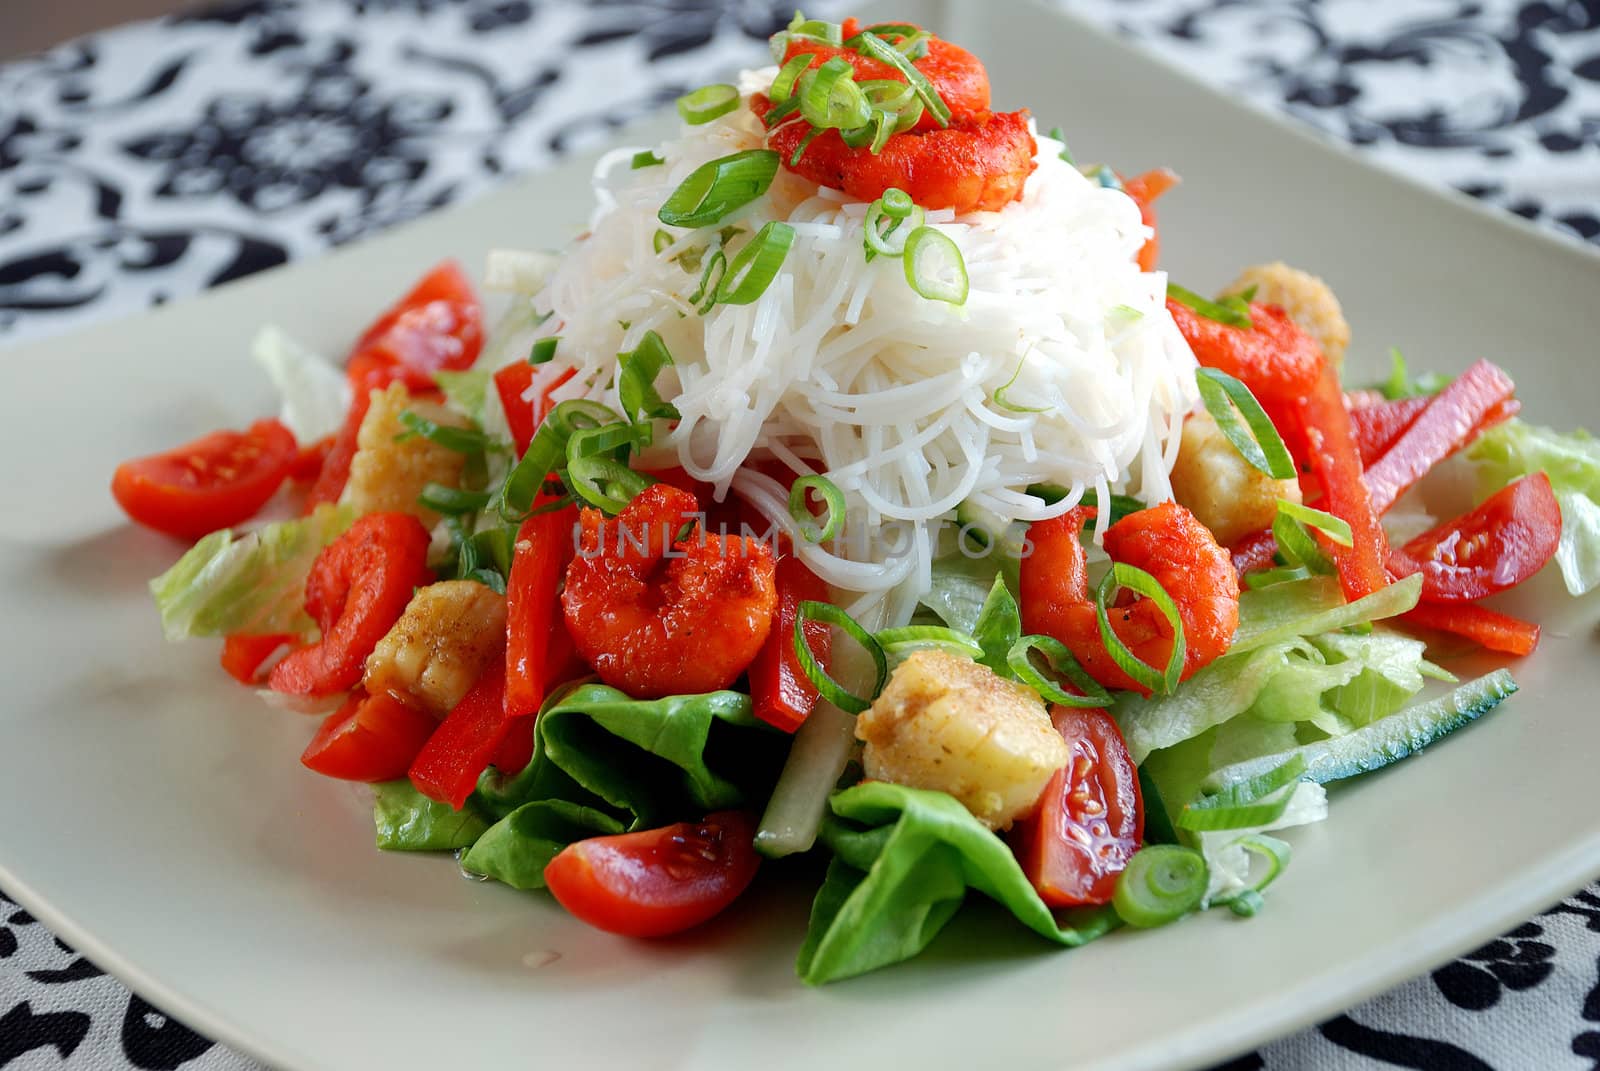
[489, 66, 1198, 620]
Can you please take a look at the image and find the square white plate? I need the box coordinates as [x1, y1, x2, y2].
[3, 2, 1598, 1069]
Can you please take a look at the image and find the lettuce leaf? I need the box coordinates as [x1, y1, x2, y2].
[373, 781, 492, 851]
[1467, 419, 1600, 595]
[149, 504, 355, 641]
[251, 326, 349, 444]
[1232, 574, 1421, 653]
[1117, 643, 1297, 763]
[460, 683, 785, 889]
[798, 782, 1118, 985]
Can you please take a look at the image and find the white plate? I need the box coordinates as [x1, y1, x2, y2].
[3, 2, 1598, 1069]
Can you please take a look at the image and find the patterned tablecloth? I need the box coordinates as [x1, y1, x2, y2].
[2, 2, 1597, 1068]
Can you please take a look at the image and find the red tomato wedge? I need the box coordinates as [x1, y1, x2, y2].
[1296, 364, 1391, 600]
[1122, 168, 1178, 273]
[348, 260, 483, 379]
[220, 633, 297, 685]
[302, 691, 440, 782]
[1401, 602, 1541, 657]
[505, 504, 580, 720]
[544, 811, 761, 938]
[1011, 707, 1142, 907]
[1389, 473, 1562, 603]
[748, 551, 832, 732]
[409, 656, 512, 809]
[268, 513, 432, 697]
[112, 419, 297, 540]
[1363, 360, 1516, 514]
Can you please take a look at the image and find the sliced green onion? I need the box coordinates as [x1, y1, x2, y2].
[863, 201, 925, 258]
[785, 14, 843, 46]
[566, 421, 651, 462]
[1045, 125, 1075, 165]
[1006, 635, 1112, 708]
[716, 221, 794, 306]
[495, 399, 618, 520]
[529, 337, 559, 365]
[631, 150, 664, 169]
[617, 331, 680, 423]
[1177, 779, 1296, 831]
[566, 456, 652, 514]
[1112, 845, 1209, 928]
[1198, 754, 1308, 811]
[1277, 499, 1354, 547]
[789, 126, 824, 166]
[688, 249, 726, 308]
[657, 150, 779, 228]
[788, 474, 845, 543]
[1215, 834, 1292, 917]
[993, 354, 1050, 414]
[1168, 282, 1253, 329]
[469, 523, 519, 576]
[395, 410, 495, 455]
[857, 79, 918, 116]
[1094, 562, 1186, 695]
[418, 484, 490, 516]
[769, 53, 813, 104]
[903, 226, 968, 305]
[546, 399, 617, 436]
[1272, 512, 1334, 575]
[793, 601, 888, 715]
[800, 57, 870, 130]
[875, 626, 984, 658]
[879, 187, 913, 218]
[1195, 367, 1297, 481]
[652, 229, 674, 255]
[853, 31, 951, 127]
[866, 107, 897, 154]
[762, 94, 801, 129]
[1244, 564, 1312, 590]
[677, 83, 739, 125]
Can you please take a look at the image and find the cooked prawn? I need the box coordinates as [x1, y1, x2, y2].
[1019, 503, 1239, 695]
[779, 23, 991, 134]
[561, 484, 778, 699]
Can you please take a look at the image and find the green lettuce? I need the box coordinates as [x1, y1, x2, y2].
[373, 781, 492, 851]
[798, 782, 1119, 986]
[149, 504, 355, 641]
[251, 325, 348, 444]
[1467, 419, 1600, 595]
[460, 683, 785, 889]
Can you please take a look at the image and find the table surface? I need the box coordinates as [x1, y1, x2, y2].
[2, 1, 1597, 1068]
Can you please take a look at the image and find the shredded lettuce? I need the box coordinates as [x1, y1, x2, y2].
[919, 551, 1012, 633]
[1117, 643, 1297, 763]
[799, 782, 1119, 985]
[433, 369, 490, 424]
[251, 326, 349, 444]
[149, 504, 355, 641]
[1232, 573, 1421, 653]
[1195, 782, 1326, 902]
[1467, 419, 1600, 595]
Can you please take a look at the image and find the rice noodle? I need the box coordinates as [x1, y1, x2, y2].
[491, 68, 1198, 604]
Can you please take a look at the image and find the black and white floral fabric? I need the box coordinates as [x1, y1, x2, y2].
[1, 1, 1597, 1068]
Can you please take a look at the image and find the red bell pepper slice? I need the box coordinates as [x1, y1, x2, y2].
[302, 691, 440, 782]
[220, 633, 297, 685]
[1400, 602, 1540, 657]
[1363, 360, 1516, 514]
[748, 550, 832, 732]
[1295, 364, 1391, 600]
[1388, 472, 1562, 603]
[1121, 168, 1178, 273]
[505, 504, 581, 719]
[1228, 528, 1279, 587]
[1349, 393, 1520, 468]
[494, 364, 577, 456]
[408, 656, 510, 808]
[268, 513, 433, 697]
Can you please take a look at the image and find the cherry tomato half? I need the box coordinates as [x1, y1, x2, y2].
[1390, 472, 1562, 602]
[111, 419, 297, 540]
[302, 690, 440, 782]
[348, 260, 483, 379]
[1010, 707, 1143, 907]
[544, 810, 761, 938]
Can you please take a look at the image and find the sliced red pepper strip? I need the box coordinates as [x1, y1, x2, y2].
[220, 633, 297, 685]
[1400, 602, 1540, 657]
[1122, 168, 1177, 273]
[1228, 528, 1279, 587]
[748, 549, 832, 732]
[1363, 360, 1516, 514]
[505, 504, 580, 719]
[302, 691, 440, 782]
[494, 364, 577, 457]
[268, 513, 433, 697]
[1350, 395, 1430, 466]
[408, 656, 510, 808]
[1296, 363, 1391, 600]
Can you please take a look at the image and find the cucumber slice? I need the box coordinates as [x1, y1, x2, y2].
[953, 499, 1010, 549]
[1203, 669, 1518, 792]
